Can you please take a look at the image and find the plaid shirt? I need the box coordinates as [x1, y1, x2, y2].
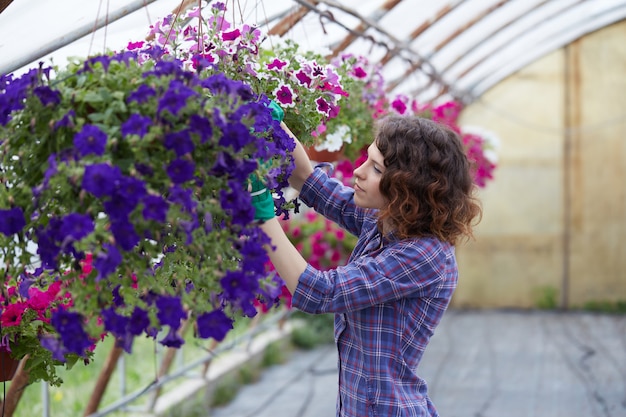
[292, 168, 457, 417]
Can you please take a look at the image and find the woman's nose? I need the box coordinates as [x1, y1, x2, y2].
[353, 165, 364, 180]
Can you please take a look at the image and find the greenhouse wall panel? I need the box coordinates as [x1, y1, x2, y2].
[454, 19, 626, 309]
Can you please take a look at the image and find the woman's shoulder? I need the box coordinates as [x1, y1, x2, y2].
[386, 235, 453, 260]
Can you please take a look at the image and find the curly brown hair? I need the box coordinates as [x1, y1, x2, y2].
[375, 115, 482, 245]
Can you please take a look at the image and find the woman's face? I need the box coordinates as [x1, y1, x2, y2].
[352, 142, 387, 209]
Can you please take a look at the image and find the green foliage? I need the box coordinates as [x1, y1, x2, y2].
[532, 285, 559, 309]
[582, 299, 626, 314]
[290, 312, 334, 349]
[261, 341, 287, 368]
[210, 374, 241, 408]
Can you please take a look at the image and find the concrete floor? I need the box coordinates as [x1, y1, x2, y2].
[208, 309, 626, 417]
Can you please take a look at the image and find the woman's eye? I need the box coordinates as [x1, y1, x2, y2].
[373, 166, 382, 174]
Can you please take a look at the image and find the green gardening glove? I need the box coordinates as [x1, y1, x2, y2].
[267, 99, 284, 122]
[249, 173, 275, 221]
[248, 100, 283, 221]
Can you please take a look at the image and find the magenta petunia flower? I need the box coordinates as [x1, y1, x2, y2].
[391, 98, 407, 115]
[126, 41, 144, 50]
[273, 84, 296, 107]
[295, 70, 312, 87]
[352, 66, 367, 78]
[315, 97, 331, 116]
[266, 58, 288, 71]
[221, 29, 241, 41]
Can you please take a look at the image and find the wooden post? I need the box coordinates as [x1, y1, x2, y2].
[83, 345, 124, 416]
[146, 320, 191, 411]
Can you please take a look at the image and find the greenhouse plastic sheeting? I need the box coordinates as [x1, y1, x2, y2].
[1, 0, 625, 103]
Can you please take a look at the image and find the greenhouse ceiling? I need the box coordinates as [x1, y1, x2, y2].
[1, 0, 624, 104]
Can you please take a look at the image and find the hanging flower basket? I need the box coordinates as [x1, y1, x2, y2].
[0, 349, 19, 382]
[305, 145, 345, 162]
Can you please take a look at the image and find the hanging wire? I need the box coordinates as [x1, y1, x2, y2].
[142, 0, 153, 29]
[102, 0, 111, 53]
[163, 0, 189, 55]
[87, 0, 105, 57]
[196, 0, 204, 69]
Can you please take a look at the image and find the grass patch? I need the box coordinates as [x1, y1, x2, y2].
[532, 285, 559, 310]
[290, 312, 334, 349]
[581, 299, 626, 314]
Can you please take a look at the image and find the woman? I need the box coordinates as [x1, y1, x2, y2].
[253, 115, 482, 417]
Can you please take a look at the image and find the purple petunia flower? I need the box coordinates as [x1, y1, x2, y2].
[103, 196, 135, 221]
[35, 218, 62, 269]
[220, 270, 259, 303]
[51, 309, 92, 356]
[166, 159, 195, 184]
[121, 113, 152, 138]
[218, 121, 253, 152]
[33, 86, 61, 106]
[127, 84, 156, 104]
[155, 295, 187, 328]
[189, 114, 213, 143]
[212, 2, 226, 11]
[102, 307, 129, 339]
[0, 207, 26, 236]
[142, 195, 169, 223]
[115, 176, 147, 208]
[60, 213, 94, 241]
[128, 307, 150, 336]
[164, 129, 194, 156]
[159, 327, 184, 348]
[196, 309, 233, 341]
[110, 219, 140, 251]
[39, 334, 67, 362]
[239, 239, 269, 275]
[74, 124, 108, 157]
[157, 80, 196, 116]
[54, 110, 76, 130]
[82, 163, 122, 197]
[219, 181, 255, 226]
[167, 185, 196, 212]
[94, 243, 122, 281]
[112, 285, 124, 307]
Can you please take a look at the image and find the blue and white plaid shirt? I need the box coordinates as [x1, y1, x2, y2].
[292, 167, 457, 417]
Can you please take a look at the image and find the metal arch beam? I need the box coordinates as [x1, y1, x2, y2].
[376, 0, 467, 68]
[465, 3, 626, 101]
[0, 0, 13, 14]
[412, 0, 552, 98]
[382, 0, 510, 94]
[455, 0, 586, 82]
[268, 4, 315, 36]
[328, 0, 403, 59]
[0, 0, 162, 76]
[290, 0, 457, 99]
